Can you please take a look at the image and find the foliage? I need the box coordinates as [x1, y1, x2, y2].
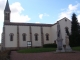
[43, 43, 57, 48]
[0, 50, 11, 60]
[70, 13, 80, 47]
[18, 48, 56, 53]
[72, 46, 80, 51]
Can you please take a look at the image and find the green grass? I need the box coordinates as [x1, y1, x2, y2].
[17, 46, 80, 53]
[17, 48, 56, 53]
[72, 46, 80, 51]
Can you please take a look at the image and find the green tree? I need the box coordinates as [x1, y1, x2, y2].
[70, 13, 80, 47]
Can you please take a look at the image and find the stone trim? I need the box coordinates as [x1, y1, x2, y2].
[29, 26, 32, 47]
[22, 33, 27, 36]
[41, 26, 44, 46]
[17, 26, 19, 48]
[34, 33, 38, 35]
[3, 26, 5, 50]
[9, 33, 14, 36]
[45, 33, 49, 35]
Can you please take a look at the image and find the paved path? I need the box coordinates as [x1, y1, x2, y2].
[10, 51, 80, 60]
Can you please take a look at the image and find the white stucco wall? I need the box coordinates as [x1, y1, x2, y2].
[59, 18, 71, 45]
[19, 26, 30, 47]
[43, 27, 52, 44]
[31, 26, 42, 47]
[5, 25, 17, 47]
[4, 17, 71, 48]
[51, 24, 57, 43]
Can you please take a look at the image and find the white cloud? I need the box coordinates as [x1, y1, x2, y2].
[58, 3, 80, 20]
[39, 14, 43, 19]
[0, 0, 31, 43]
[77, 15, 80, 22]
[68, 4, 79, 11]
[0, 0, 31, 23]
[11, 13, 31, 22]
[35, 22, 40, 23]
[44, 13, 49, 16]
[39, 13, 49, 19]
[10, 2, 24, 13]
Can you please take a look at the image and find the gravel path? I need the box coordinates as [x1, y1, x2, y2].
[10, 51, 80, 60]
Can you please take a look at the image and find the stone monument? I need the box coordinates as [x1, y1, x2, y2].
[56, 22, 65, 52]
[65, 35, 72, 52]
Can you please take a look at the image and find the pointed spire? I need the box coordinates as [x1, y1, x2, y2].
[4, 0, 11, 12]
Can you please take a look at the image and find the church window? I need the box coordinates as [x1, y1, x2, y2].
[65, 19, 67, 22]
[34, 33, 38, 41]
[9, 33, 14, 41]
[22, 33, 26, 41]
[45, 33, 49, 41]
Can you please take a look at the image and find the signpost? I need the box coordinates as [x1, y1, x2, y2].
[27, 41, 31, 48]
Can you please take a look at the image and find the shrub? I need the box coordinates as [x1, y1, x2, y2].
[43, 43, 57, 48]
[0, 50, 11, 60]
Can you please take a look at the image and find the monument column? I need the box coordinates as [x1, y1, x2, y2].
[56, 21, 65, 52]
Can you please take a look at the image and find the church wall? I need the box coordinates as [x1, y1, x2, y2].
[43, 27, 52, 44]
[31, 26, 42, 47]
[5, 25, 17, 47]
[51, 24, 57, 43]
[19, 26, 30, 47]
[59, 18, 71, 45]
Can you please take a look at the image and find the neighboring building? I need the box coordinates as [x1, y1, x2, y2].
[1, 0, 71, 50]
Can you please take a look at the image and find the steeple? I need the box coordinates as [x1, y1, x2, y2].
[4, 0, 11, 23]
[4, 0, 11, 12]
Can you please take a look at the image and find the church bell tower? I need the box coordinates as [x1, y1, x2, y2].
[4, 0, 11, 23]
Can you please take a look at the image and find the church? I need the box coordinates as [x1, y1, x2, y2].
[1, 0, 71, 50]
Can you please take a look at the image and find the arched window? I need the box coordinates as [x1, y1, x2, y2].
[65, 27, 69, 36]
[22, 33, 26, 41]
[45, 33, 49, 41]
[9, 33, 14, 41]
[34, 33, 38, 41]
[65, 19, 67, 22]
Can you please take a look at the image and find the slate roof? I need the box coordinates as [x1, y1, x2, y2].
[4, 0, 11, 12]
[4, 22, 56, 27]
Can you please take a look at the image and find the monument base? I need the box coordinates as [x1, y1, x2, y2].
[65, 45, 72, 52]
[56, 47, 65, 52]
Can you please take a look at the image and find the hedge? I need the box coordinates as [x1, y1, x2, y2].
[43, 43, 57, 48]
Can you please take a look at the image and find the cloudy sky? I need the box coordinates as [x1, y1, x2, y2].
[0, 0, 80, 43]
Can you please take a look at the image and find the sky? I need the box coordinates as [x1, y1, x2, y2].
[0, 0, 80, 43]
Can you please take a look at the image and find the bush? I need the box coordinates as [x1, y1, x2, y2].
[0, 50, 11, 60]
[43, 43, 57, 48]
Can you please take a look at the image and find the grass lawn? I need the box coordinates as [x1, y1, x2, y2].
[72, 46, 80, 51]
[17, 46, 80, 53]
[17, 48, 56, 53]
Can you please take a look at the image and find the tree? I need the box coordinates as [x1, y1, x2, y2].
[70, 13, 80, 47]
